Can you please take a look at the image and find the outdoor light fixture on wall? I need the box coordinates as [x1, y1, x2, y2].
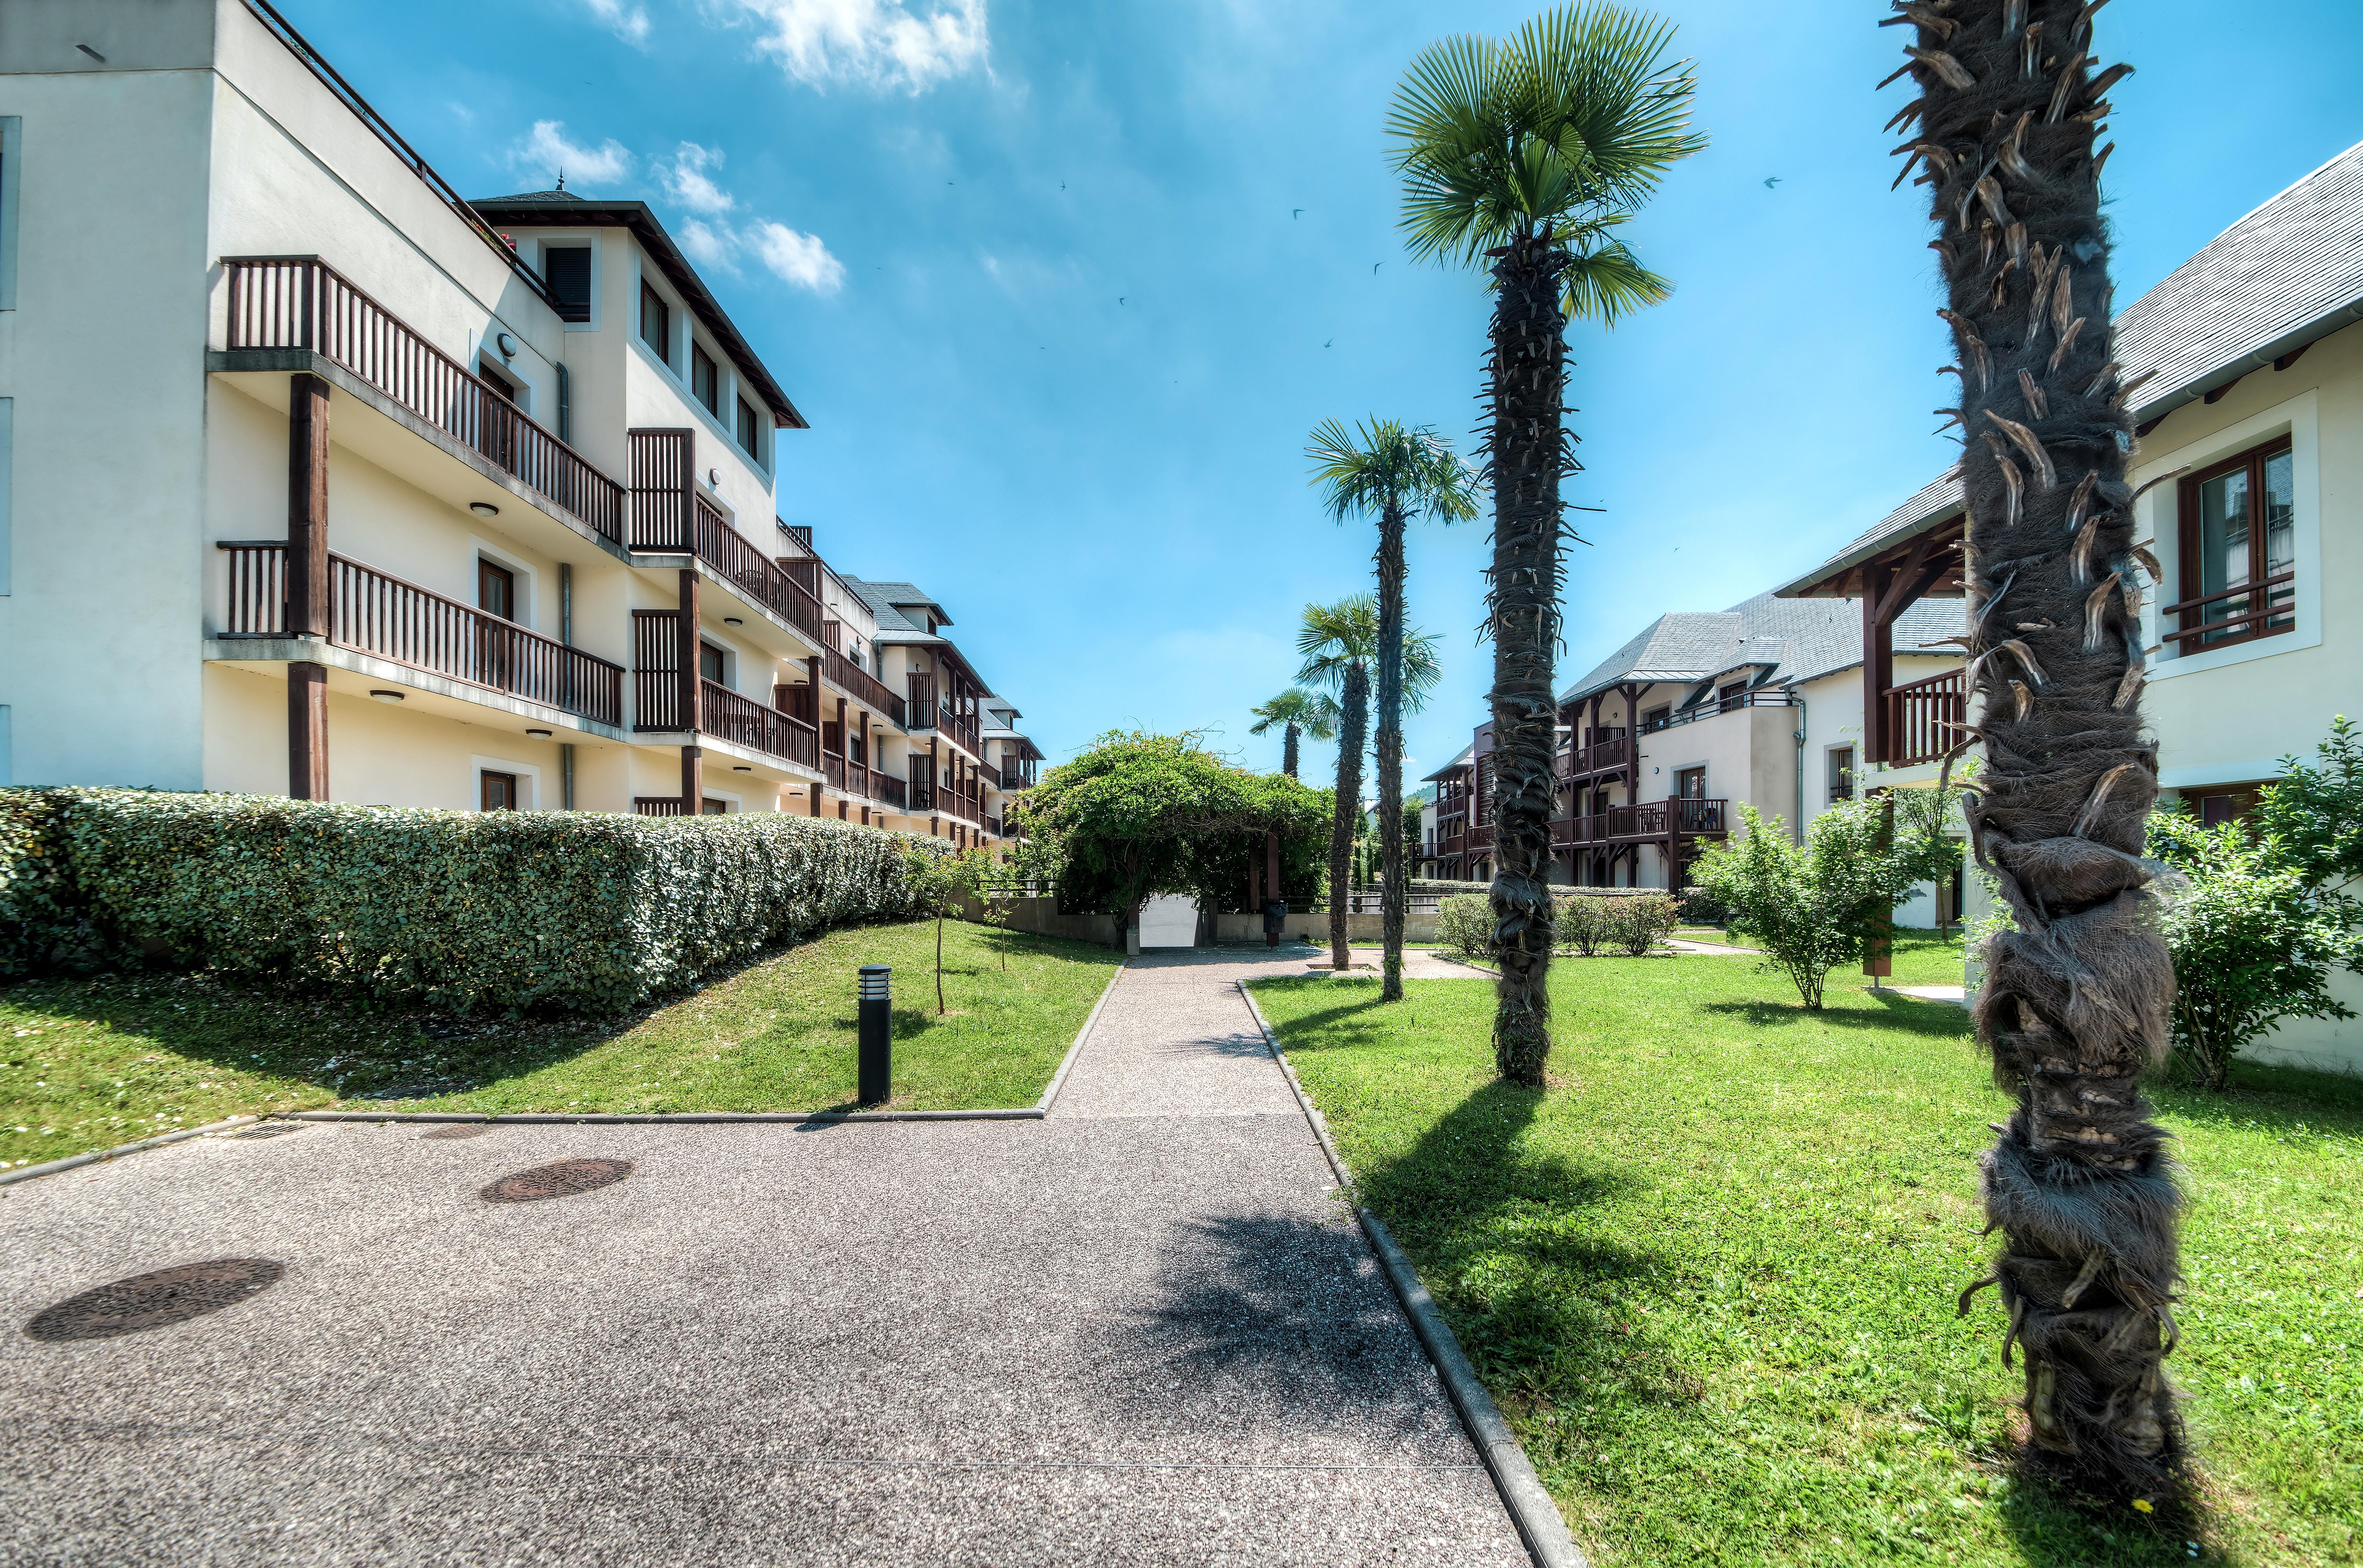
[525, 729, 551, 738]
[369, 690, 404, 704]
[495, 332, 516, 359]
[469, 502, 500, 517]
[723, 617, 743, 626]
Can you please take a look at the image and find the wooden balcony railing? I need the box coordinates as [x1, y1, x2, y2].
[1881, 667, 1968, 767]
[1641, 690, 1798, 735]
[701, 678, 818, 768]
[997, 766, 1034, 790]
[628, 430, 830, 643]
[873, 773, 909, 811]
[984, 816, 1003, 837]
[217, 542, 622, 724]
[1469, 824, 1496, 852]
[1560, 733, 1631, 779]
[222, 257, 623, 543]
[634, 797, 694, 816]
[2162, 570, 2296, 649]
[823, 645, 905, 728]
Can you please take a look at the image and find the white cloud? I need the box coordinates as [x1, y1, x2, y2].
[749, 221, 845, 293]
[508, 120, 632, 187]
[724, 0, 989, 93]
[579, 0, 652, 46]
[661, 143, 737, 217]
[679, 219, 742, 273]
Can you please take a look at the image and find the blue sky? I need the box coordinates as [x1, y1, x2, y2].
[292, 0, 2363, 793]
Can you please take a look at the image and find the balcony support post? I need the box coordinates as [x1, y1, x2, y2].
[286, 372, 331, 639]
[681, 745, 702, 812]
[288, 660, 329, 801]
[1863, 563, 1894, 766]
[678, 570, 701, 738]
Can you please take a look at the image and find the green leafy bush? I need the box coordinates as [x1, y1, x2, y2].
[1435, 894, 1493, 960]
[2150, 811, 2363, 1090]
[1675, 889, 1728, 926]
[1608, 893, 1680, 956]
[0, 788, 948, 1014]
[1556, 895, 1609, 956]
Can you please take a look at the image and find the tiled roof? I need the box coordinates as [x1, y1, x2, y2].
[844, 579, 951, 628]
[1559, 590, 1965, 705]
[1786, 137, 2363, 590]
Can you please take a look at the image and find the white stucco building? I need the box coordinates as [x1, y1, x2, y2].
[0, 0, 1034, 847]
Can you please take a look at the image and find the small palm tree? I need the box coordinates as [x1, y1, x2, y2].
[1298, 595, 1441, 973]
[1889, 0, 2178, 1494]
[1247, 687, 1340, 780]
[1389, 2, 1703, 1085]
[1307, 418, 1478, 1001]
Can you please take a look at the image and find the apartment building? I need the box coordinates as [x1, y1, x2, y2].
[1782, 140, 2363, 1070]
[1424, 592, 1969, 908]
[0, 0, 1037, 844]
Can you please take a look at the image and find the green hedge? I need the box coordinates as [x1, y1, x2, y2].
[0, 789, 949, 1013]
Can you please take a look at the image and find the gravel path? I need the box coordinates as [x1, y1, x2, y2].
[0, 949, 1528, 1567]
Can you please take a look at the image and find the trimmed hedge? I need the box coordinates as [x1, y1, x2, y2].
[0, 789, 949, 1013]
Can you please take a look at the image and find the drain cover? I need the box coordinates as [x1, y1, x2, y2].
[480, 1158, 632, 1203]
[228, 1124, 304, 1141]
[421, 1124, 489, 1141]
[23, 1259, 283, 1342]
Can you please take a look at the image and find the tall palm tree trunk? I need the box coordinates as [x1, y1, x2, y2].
[1900, 3, 2180, 1492]
[1483, 226, 1570, 1086]
[1283, 723, 1301, 779]
[1327, 663, 1370, 970]
[1375, 501, 1410, 1001]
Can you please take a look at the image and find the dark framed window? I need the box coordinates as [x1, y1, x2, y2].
[2193, 782, 2267, 828]
[640, 281, 671, 365]
[692, 344, 719, 414]
[699, 643, 726, 684]
[1642, 704, 1670, 731]
[1827, 746, 1855, 802]
[700, 798, 729, 816]
[477, 359, 516, 402]
[2174, 436, 2295, 651]
[480, 771, 518, 812]
[1675, 766, 1706, 800]
[543, 245, 592, 322]
[736, 396, 761, 457]
[477, 559, 516, 621]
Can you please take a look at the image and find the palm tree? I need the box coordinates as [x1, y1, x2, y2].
[1388, 3, 1703, 1086]
[1298, 595, 1441, 973]
[1888, 3, 2178, 1495]
[1246, 687, 1340, 780]
[1307, 418, 1479, 1002]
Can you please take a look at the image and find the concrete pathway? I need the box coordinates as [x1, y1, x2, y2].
[0, 952, 1529, 1567]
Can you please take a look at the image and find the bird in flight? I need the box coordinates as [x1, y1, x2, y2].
[1119, 297, 1126, 306]
[1372, 262, 1382, 274]
[1292, 208, 1304, 219]
[1763, 176, 1782, 189]
[1323, 338, 1333, 348]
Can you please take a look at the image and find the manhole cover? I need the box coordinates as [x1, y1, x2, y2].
[228, 1124, 304, 1141]
[421, 1124, 489, 1141]
[480, 1158, 632, 1203]
[23, 1259, 284, 1342]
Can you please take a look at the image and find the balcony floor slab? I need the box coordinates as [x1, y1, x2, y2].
[205, 639, 627, 742]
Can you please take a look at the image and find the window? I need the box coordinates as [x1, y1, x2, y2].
[544, 245, 592, 322]
[1717, 680, 1746, 712]
[477, 560, 516, 621]
[737, 396, 761, 458]
[480, 771, 518, 811]
[699, 643, 727, 685]
[2176, 436, 2295, 650]
[1642, 704, 1670, 731]
[700, 798, 729, 815]
[1827, 746, 1855, 803]
[692, 344, 719, 414]
[2193, 782, 2267, 828]
[640, 281, 671, 365]
[477, 360, 516, 402]
[1675, 767, 1706, 800]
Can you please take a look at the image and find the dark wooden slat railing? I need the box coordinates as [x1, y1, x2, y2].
[701, 679, 818, 768]
[1560, 733, 1631, 779]
[629, 429, 693, 550]
[635, 797, 692, 817]
[691, 492, 827, 640]
[985, 816, 1003, 838]
[823, 646, 905, 727]
[222, 257, 622, 543]
[633, 610, 684, 730]
[874, 773, 909, 810]
[1882, 667, 1968, 767]
[823, 753, 847, 792]
[217, 542, 621, 724]
[2162, 569, 2296, 646]
[1642, 691, 1798, 734]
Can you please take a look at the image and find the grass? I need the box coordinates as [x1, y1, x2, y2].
[1, 920, 1119, 1166]
[1249, 933, 2362, 1567]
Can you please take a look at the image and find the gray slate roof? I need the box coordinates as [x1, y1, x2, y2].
[1787, 137, 2363, 587]
[1561, 590, 1963, 704]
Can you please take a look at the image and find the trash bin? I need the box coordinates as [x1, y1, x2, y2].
[1262, 897, 1289, 949]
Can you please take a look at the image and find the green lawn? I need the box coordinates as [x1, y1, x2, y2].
[2, 920, 1118, 1165]
[1249, 935, 2361, 1567]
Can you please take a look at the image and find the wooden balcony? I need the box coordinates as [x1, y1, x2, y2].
[905, 677, 982, 755]
[217, 541, 622, 724]
[1881, 667, 1968, 767]
[997, 765, 1035, 790]
[1553, 797, 1730, 848]
[223, 257, 624, 544]
[822, 753, 906, 808]
[1559, 732, 1631, 780]
[822, 644, 905, 728]
[1640, 690, 1798, 735]
[698, 678, 819, 769]
[628, 432, 830, 643]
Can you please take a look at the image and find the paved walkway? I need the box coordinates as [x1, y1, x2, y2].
[0, 952, 1528, 1566]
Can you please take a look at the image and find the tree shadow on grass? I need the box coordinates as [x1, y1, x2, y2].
[1700, 994, 1973, 1041]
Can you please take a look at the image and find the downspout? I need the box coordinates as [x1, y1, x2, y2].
[1793, 692, 1808, 846]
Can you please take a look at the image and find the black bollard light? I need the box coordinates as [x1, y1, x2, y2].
[857, 965, 893, 1105]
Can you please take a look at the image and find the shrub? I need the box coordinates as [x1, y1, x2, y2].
[2149, 811, 2363, 1089]
[1610, 893, 1680, 956]
[0, 788, 949, 1014]
[1675, 889, 1728, 926]
[1435, 894, 1494, 960]
[1556, 895, 1609, 956]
